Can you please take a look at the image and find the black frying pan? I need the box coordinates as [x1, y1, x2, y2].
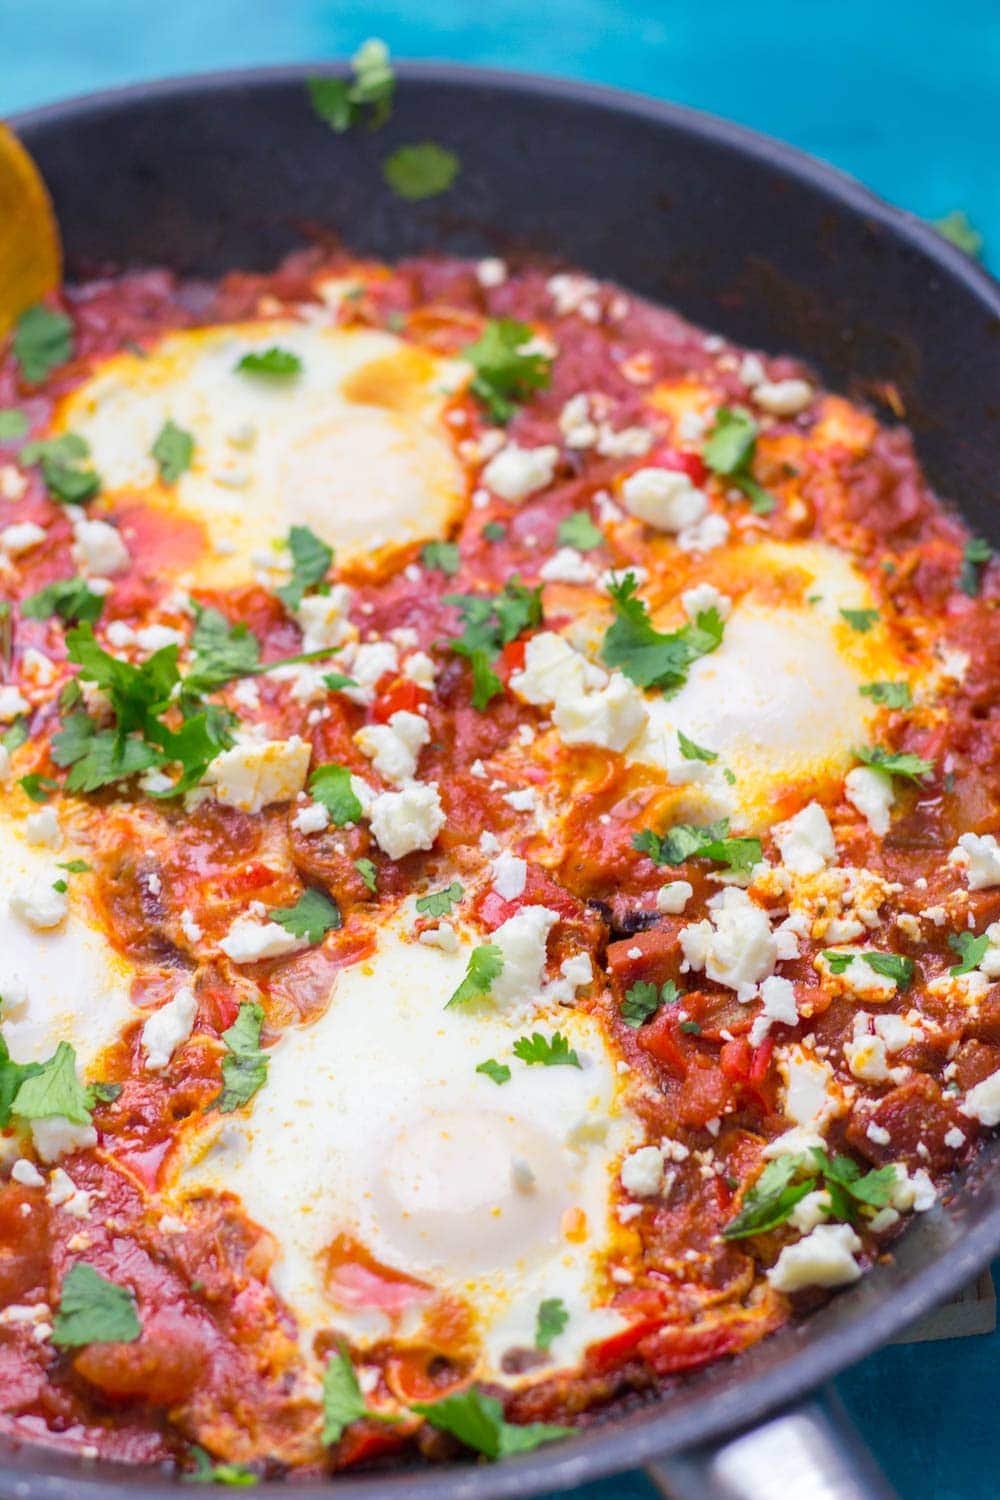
[5, 63, 1000, 1500]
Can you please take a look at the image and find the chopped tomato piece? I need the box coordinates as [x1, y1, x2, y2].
[372, 676, 429, 722]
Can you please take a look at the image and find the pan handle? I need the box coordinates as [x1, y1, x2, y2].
[645, 1387, 899, 1500]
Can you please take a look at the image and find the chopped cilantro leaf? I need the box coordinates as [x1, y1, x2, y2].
[557, 511, 603, 550]
[51, 1262, 141, 1349]
[861, 952, 914, 989]
[679, 1019, 702, 1035]
[0, 1035, 41, 1128]
[948, 930, 989, 976]
[933, 210, 983, 258]
[463, 318, 552, 423]
[421, 539, 460, 575]
[308, 39, 394, 133]
[411, 1386, 571, 1459]
[215, 1003, 268, 1114]
[620, 979, 678, 1028]
[276, 525, 333, 611]
[13, 304, 74, 384]
[321, 1345, 369, 1445]
[446, 943, 503, 1008]
[1, 717, 28, 753]
[185, 1446, 258, 1486]
[677, 728, 718, 762]
[11, 1041, 92, 1124]
[269, 889, 342, 945]
[185, 607, 259, 692]
[18, 772, 57, 802]
[958, 537, 992, 597]
[0, 408, 28, 442]
[323, 671, 358, 692]
[468, 647, 503, 710]
[57, 858, 91, 874]
[235, 347, 302, 378]
[852, 745, 933, 783]
[22, 576, 104, 625]
[535, 1297, 569, 1352]
[512, 1031, 581, 1068]
[383, 143, 459, 201]
[702, 407, 774, 514]
[821, 950, 856, 975]
[354, 857, 377, 893]
[20, 432, 99, 504]
[476, 1058, 511, 1085]
[601, 572, 724, 695]
[840, 608, 879, 633]
[152, 419, 194, 484]
[445, 578, 543, 657]
[416, 882, 464, 918]
[723, 1149, 896, 1240]
[482, 521, 506, 542]
[633, 818, 761, 876]
[859, 680, 912, 709]
[309, 763, 363, 826]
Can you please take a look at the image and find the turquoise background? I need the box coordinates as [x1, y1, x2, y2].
[1, 2, 997, 1496]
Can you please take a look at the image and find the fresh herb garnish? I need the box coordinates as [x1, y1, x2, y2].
[416, 882, 464, 918]
[620, 978, 678, 1028]
[852, 745, 933, 783]
[820, 950, 914, 988]
[268, 889, 342, 945]
[948, 930, 989, 976]
[215, 1002, 269, 1114]
[933, 210, 983, 258]
[444, 578, 542, 710]
[476, 1058, 511, 1086]
[320, 1343, 397, 1445]
[723, 1149, 896, 1240]
[152, 419, 194, 484]
[468, 648, 503, 709]
[463, 319, 553, 423]
[482, 521, 506, 542]
[51, 1262, 141, 1348]
[421, 539, 460, 575]
[18, 772, 57, 802]
[383, 143, 460, 201]
[601, 572, 724, 695]
[20, 432, 99, 503]
[411, 1386, 571, 1459]
[677, 728, 718, 762]
[13, 304, 74, 384]
[839, 608, 879, 633]
[535, 1297, 569, 1352]
[958, 538, 992, 597]
[702, 407, 774, 514]
[21, 576, 105, 625]
[446, 943, 504, 1008]
[235, 347, 302, 378]
[860, 680, 912, 709]
[679, 1019, 702, 1035]
[354, 857, 377, 893]
[277, 525, 333, 611]
[9, 1040, 92, 1124]
[185, 1447, 258, 1487]
[633, 818, 761, 876]
[308, 39, 395, 133]
[0, 408, 28, 441]
[557, 511, 603, 550]
[512, 1031, 581, 1068]
[309, 764, 363, 826]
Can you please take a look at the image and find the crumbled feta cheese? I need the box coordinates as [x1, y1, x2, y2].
[476, 256, 507, 288]
[104, 620, 136, 649]
[960, 1068, 1000, 1127]
[596, 425, 653, 458]
[539, 546, 596, 584]
[418, 922, 460, 953]
[788, 1189, 832, 1234]
[219, 916, 305, 963]
[943, 1126, 966, 1149]
[206, 735, 311, 813]
[888, 1164, 936, 1213]
[135, 623, 186, 653]
[491, 850, 527, 901]
[141, 986, 198, 1070]
[369, 782, 445, 860]
[0, 685, 30, 720]
[179, 908, 203, 944]
[779, 1046, 841, 1127]
[559, 393, 598, 448]
[10, 880, 68, 930]
[482, 442, 558, 502]
[402, 651, 436, 688]
[752, 378, 814, 416]
[544, 951, 593, 1006]
[767, 1223, 862, 1293]
[774, 802, 835, 875]
[680, 887, 776, 1001]
[547, 273, 601, 316]
[510, 630, 603, 706]
[0, 521, 46, 557]
[620, 1145, 664, 1198]
[763, 1125, 827, 1159]
[47, 1167, 93, 1218]
[680, 582, 732, 622]
[503, 786, 536, 813]
[749, 975, 799, 1046]
[866, 1121, 891, 1147]
[656, 880, 693, 914]
[24, 807, 62, 849]
[950, 832, 1000, 891]
[356, 709, 430, 786]
[621, 467, 707, 532]
[11, 1159, 45, 1188]
[551, 670, 647, 752]
[30, 1117, 97, 1164]
[491, 904, 559, 1009]
[845, 767, 895, 836]
[292, 800, 330, 835]
[294, 584, 355, 652]
[677, 512, 730, 553]
[0, 465, 28, 501]
[844, 1030, 890, 1083]
[72, 518, 130, 576]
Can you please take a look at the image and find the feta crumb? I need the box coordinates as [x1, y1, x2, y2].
[788, 1189, 832, 1233]
[950, 832, 1000, 891]
[552, 670, 647, 752]
[774, 801, 836, 876]
[482, 442, 558, 503]
[11, 1159, 45, 1188]
[656, 880, 693, 914]
[24, 807, 62, 849]
[491, 904, 559, 1009]
[402, 650, 436, 688]
[680, 887, 777, 1001]
[476, 257, 507, 288]
[369, 781, 445, 860]
[141, 986, 198, 1070]
[31, 1117, 97, 1164]
[960, 1068, 1000, 1127]
[72, 518, 130, 577]
[749, 975, 799, 1046]
[356, 709, 429, 785]
[677, 511, 730, 553]
[207, 735, 311, 813]
[866, 1121, 891, 1147]
[419, 922, 460, 953]
[752, 378, 814, 416]
[0, 521, 46, 557]
[767, 1223, 862, 1293]
[0, 685, 30, 720]
[219, 916, 305, 963]
[294, 583, 355, 652]
[620, 1145, 665, 1198]
[539, 546, 596, 585]
[503, 786, 536, 812]
[179, 908, 203, 944]
[292, 800, 330, 835]
[621, 467, 707, 532]
[681, 582, 732, 622]
[491, 850, 527, 901]
[10, 880, 68, 930]
[845, 767, 895, 836]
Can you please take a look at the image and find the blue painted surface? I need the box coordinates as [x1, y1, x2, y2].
[1, 2, 997, 1496]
